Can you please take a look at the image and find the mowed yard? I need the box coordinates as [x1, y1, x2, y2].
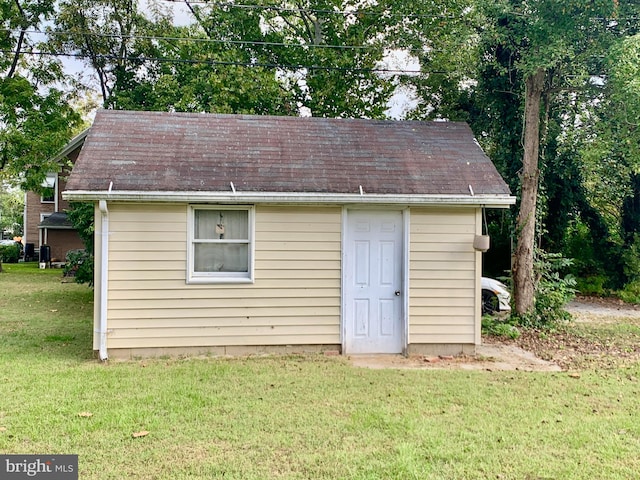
[1, 264, 639, 479]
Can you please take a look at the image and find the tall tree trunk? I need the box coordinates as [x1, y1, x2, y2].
[513, 68, 546, 316]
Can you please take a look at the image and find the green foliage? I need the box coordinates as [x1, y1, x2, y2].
[564, 220, 600, 276]
[482, 315, 520, 339]
[621, 233, 640, 283]
[63, 249, 94, 287]
[619, 280, 640, 304]
[0, 241, 20, 263]
[514, 250, 576, 328]
[0, 0, 83, 190]
[608, 33, 640, 155]
[65, 203, 95, 286]
[53, 0, 396, 119]
[575, 275, 608, 297]
[66, 202, 95, 254]
[0, 186, 23, 237]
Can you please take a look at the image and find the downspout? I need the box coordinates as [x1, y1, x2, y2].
[98, 200, 109, 361]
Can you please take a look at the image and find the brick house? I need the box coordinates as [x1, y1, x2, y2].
[23, 131, 86, 263]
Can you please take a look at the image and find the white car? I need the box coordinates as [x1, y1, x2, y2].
[481, 277, 511, 315]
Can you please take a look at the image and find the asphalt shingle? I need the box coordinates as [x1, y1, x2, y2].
[65, 110, 511, 196]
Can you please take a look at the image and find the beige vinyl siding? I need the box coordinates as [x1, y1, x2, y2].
[409, 207, 479, 345]
[105, 204, 342, 349]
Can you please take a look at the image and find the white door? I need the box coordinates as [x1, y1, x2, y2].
[344, 210, 404, 354]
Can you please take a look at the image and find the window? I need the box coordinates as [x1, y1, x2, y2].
[41, 173, 56, 203]
[188, 206, 254, 283]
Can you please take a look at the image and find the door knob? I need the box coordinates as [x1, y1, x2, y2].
[395, 290, 401, 296]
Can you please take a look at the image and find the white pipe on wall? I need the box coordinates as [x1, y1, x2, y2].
[98, 200, 109, 361]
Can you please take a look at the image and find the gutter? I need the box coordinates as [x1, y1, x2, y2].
[97, 200, 109, 361]
[64, 190, 516, 208]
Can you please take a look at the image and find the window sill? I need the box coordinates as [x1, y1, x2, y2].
[186, 276, 254, 285]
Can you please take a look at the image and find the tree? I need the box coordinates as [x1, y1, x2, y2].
[476, 1, 629, 316]
[53, 0, 297, 114]
[1, 0, 83, 272]
[0, 184, 23, 238]
[578, 33, 640, 285]
[1, 0, 83, 191]
[176, 0, 396, 118]
[394, 0, 640, 315]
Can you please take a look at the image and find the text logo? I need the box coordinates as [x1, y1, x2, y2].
[0, 455, 78, 480]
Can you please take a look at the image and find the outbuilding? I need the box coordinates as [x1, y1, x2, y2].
[63, 109, 515, 360]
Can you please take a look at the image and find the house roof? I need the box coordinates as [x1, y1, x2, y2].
[38, 212, 74, 230]
[64, 110, 514, 207]
[53, 129, 89, 163]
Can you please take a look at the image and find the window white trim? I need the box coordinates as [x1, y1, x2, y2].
[187, 205, 255, 284]
[40, 172, 57, 206]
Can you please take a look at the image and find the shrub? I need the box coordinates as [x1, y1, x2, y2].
[514, 250, 576, 329]
[619, 280, 640, 304]
[482, 315, 520, 339]
[0, 242, 21, 263]
[63, 249, 94, 286]
[622, 233, 640, 284]
[575, 275, 607, 296]
[66, 203, 95, 287]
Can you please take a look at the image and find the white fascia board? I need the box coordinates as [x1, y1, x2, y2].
[53, 129, 89, 162]
[62, 190, 516, 208]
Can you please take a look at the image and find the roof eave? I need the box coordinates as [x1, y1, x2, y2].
[63, 190, 516, 208]
[38, 225, 75, 230]
[53, 129, 89, 162]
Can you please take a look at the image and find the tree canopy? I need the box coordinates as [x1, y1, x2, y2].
[3, 0, 640, 307]
[0, 0, 83, 191]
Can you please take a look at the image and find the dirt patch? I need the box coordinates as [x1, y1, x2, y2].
[349, 297, 640, 372]
[493, 297, 640, 371]
[348, 344, 562, 372]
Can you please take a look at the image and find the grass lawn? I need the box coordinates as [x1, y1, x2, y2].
[1, 263, 640, 479]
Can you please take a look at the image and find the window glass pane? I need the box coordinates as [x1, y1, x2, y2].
[195, 210, 248, 240]
[194, 243, 249, 272]
[41, 187, 54, 202]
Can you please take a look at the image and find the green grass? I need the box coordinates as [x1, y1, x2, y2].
[1, 263, 640, 479]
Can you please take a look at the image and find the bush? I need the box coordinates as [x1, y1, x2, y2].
[514, 250, 576, 329]
[619, 280, 640, 304]
[0, 242, 21, 263]
[622, 233, 640, 284]
[63, 249, 94, 286]
[575, 275, 608, 296]
[482, 315, 520, 339]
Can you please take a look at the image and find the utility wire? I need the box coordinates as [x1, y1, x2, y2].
[2, 48, 431, 75]
[5, 48, 611, 78]
[3, 27, 394, 52]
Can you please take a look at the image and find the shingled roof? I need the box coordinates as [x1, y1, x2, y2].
[64, 110, 513, 205]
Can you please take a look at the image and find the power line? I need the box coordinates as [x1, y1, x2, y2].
[3, 27, 444, 67]
[3, 48, 432, 75]
[5, 28, 381, 52]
